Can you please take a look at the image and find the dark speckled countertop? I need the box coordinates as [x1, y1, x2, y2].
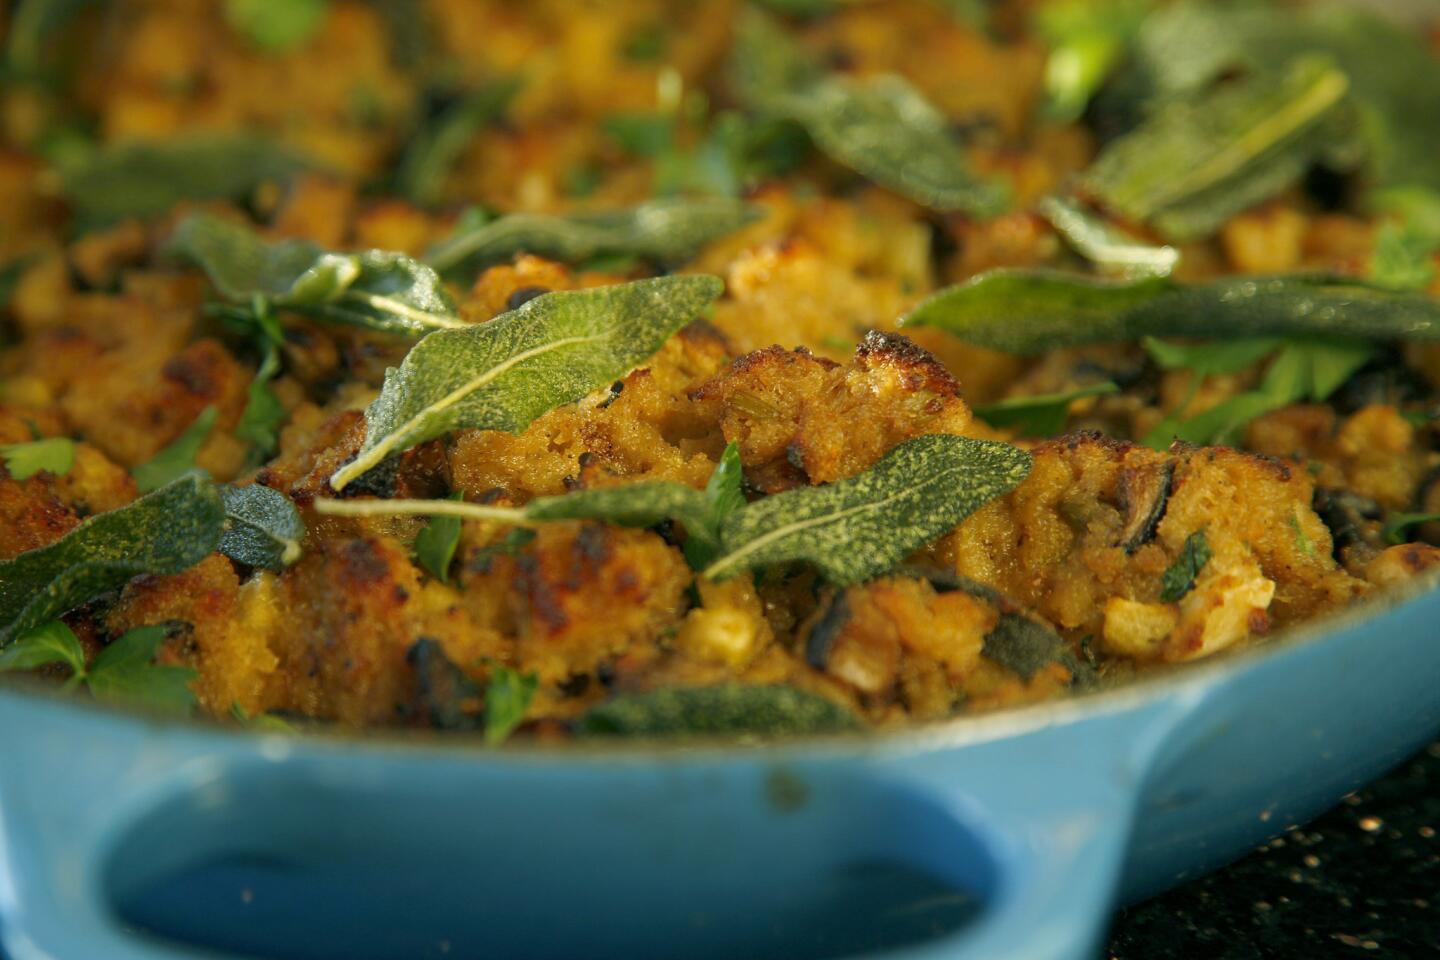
[1107, 740, 1440, 958]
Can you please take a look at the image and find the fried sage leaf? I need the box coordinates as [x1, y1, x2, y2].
[1080, 57, 1355, 241]
[903, 270, 1440, 353]
[218, 484, 305, 571]
[0, 437, 75, 481]
[525, 441, 744, 569]
[330, 275, 725, 491]
[132, 406, 217, 494]
[973, 382, 1119, 437]
[0, 473, 225, 647]
[1038, 195, 1178, 278]
[170, 213, 464, 336]
[703, 434, 1031, 585]
[61, 135, 308, 228]
[575, 683, 862, 737]
[425, 198, 760, 277]
[732, 8, 1006, 216]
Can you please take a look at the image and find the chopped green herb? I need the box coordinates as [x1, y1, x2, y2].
[224, 0, 328, 53]
[1160, 529, 1211, 602]
[1142, 337, 1283, 379]
[973, 382, 1119, 437]
[415, 492, 465, 583]
[131, 406, 217, 494]
[234, 346, 288, 459]
[0, 437, 75, 481]
[397, 79, 521, 208]
[0, 619, 86, 678]
[1290, 508, 1315, 558]
[230, 701, 298, 732]
[1383, 512, 1440, 546]
[484, 662, 538, 745]
[1034, 0, 1152, 121]
[85, 624, 198, 715]
[1369, 221, 1438, 293]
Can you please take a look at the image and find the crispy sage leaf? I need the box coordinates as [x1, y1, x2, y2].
[1038, 195, 1178, 278]
[60, 135, 308, 228]
[575, 683, 862, 737]
[425, 199, 760, 277]
[132, 407, 217, 494]
[903, 270, 1440, 353]
[331, 275, 724, 491]
[86, 624, 198, 715]
[732, 8, 1006, 216]
[973, 382, 1119, 437]
[703, 434, 1031, 586]
[1160, 529, 1211, 602]
[0, 474, 225, 647]
[219, 484, 305, 571]
[170, 213, 464, 336]
[1080, 57, 1355, 241]
[982, 613, 1089, 684]
[0, 437, 75, 481]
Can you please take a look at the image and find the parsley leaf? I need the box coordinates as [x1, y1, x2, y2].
[684, 441, 745, 568]
[484, 662, 538, 745]
[132, 406, 218, 494]
[86, 624, 198, 715]
[415, 492, 464, 583]
[1369, 221, 1439, 293]
[0, 620, 86, 677]
[1160, 530, 1212, 602]
[973, 382, 1119, 436]
[0, 437, 75, 481]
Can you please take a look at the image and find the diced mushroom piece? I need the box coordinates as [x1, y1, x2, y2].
[1168, 563, 1275, 661]
[1117, 461, 1174, 554]
[1101, 597, 1179, 660]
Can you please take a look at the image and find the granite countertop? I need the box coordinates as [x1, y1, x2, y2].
[1108, 740, 1440, 958]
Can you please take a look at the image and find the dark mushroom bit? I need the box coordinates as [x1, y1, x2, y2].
[0, 0, 1439, 739]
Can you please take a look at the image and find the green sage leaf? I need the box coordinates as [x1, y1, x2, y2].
[219, 484, 305, 571]
[1160, 529, 1211, 602]
[484, 662, 538, 745]
[0, 620, 85, 675]
[414, 492, 464, 583]
[224, 0, 328, 52]
[87, 624, 198, 715]
[1080, 56, 1355, 241]
[425, 198, 761, 278]
[973, 382, 1119, 437]
[903, 270, 1440, 353]
[703, 434, 1031, 586]
[732, 8, 1006, 216]
[0, 473, 225, 647]
[170, 213, 464, 336]
[575, 683, 862, 737]
[132, 406, 217, 494]
[1038, 195, 1178, 278]
[330, 275, 725, 491]
[0, 437, 75, 481]
[60, 135, 308, 229]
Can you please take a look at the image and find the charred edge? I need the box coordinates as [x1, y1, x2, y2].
[804, 590, 852, 669]
[1118, 461, 1174, 554]
[405, 637, 482, 731]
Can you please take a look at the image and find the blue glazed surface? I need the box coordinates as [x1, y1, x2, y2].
[1, 578, 1437, 960]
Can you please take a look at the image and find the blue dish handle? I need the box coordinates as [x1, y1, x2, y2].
[0, 685, 1210, 960]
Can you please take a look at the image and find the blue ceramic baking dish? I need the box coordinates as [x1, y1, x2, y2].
[1, 573, 1438, 960]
